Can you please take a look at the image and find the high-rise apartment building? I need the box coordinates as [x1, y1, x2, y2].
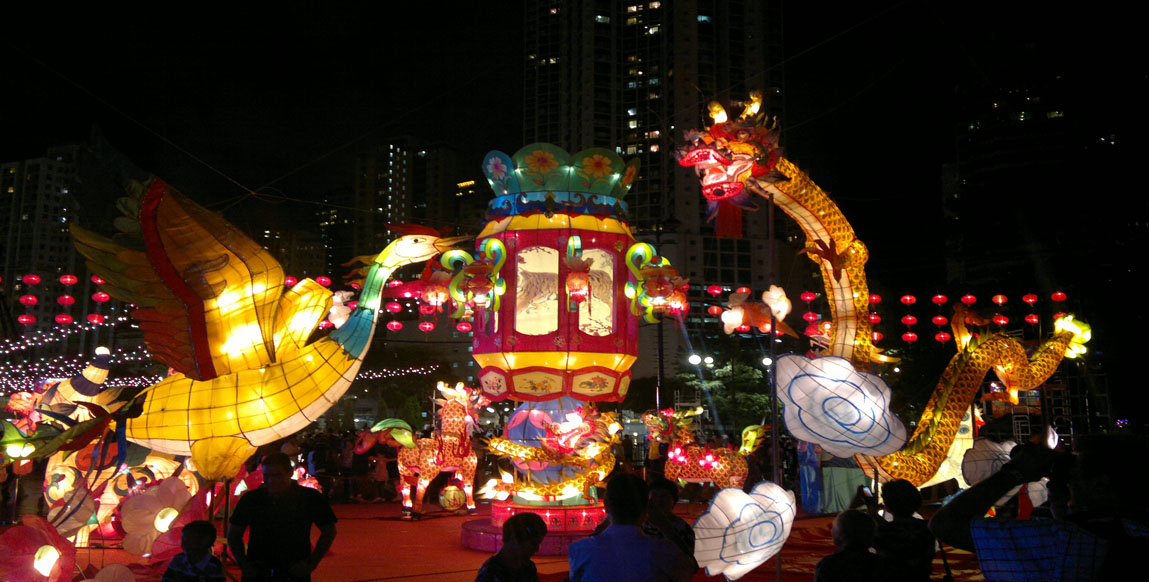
[522, 0, 792, 381]
[2, 145, 84, 333]
[352, 139, 416, 259]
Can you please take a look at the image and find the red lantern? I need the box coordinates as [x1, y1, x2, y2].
[1022, 294, 1038, 304]
[347, 301, 358, 310]
[931, 294, 948, 305]
[386, 302, 402, 313]
[57, 295, 76, 306]
[284, 276, 298, 286]
[1053, 312, 1067, 320]
[869, 294, 882, 304]
[901, 331, 918, 343]
[456, 321, 473, 333]
[960, 294, 977, 305]
[993, 315, 1009, 326]
[707, 305, 724, 316]
[316, 276, 332, 287]
[735, 286, 751, 295]
[19, 294, 38, 306]
[91, 275, 106, 285]
[318, 320, 334, 330]
[18, 314, 36, 324]
[935, 331, 952, 343]
[23, 274, 40, 285]
[418, 304, 436, 315]
[388, 279, 404, 288]
[900, 315, 917, 326]
[931, 315, 949, 326]
[871, 331, 884, 342]
[1051, 291, 1067, 302]
[868, 313, 881, 324]
[350, 282, 362, 290]
[59, 274, 78, 286]
[803, 312, 819, 322]
[419, 321, 436, 332]
[992, 294, 1008, 306]
[706, 285, 723, 296]
[800, 292, 817, 303]
[1025, 314, 1040, 325]
[900, 294, 916, 305]
[736, 324, 751, 333]
[92, 292, 111, 303]
[87, 313, 106, 324]
[386, 320, 403, 331]
[55, 314, 74, 325]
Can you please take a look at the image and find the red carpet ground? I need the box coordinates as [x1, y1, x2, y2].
[55, 500, 985, 581]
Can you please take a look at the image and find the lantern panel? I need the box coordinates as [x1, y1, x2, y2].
[577, 249, 615, 336]
[511, 370, 564, 399]
[515, 246, 560, 336]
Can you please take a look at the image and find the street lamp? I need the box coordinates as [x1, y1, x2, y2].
[688, 354, 702, 366]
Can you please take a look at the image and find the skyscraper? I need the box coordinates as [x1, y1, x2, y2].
[2, 145, 83, 333]
[522, 0, 792, 382]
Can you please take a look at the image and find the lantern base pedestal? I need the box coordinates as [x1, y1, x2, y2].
[461, 500, 606, 555]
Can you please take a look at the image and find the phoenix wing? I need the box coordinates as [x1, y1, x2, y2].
[71, 176, 286, 381]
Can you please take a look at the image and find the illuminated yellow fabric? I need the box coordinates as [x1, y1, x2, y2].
[478, 215, 633, 238]
[151, 190, 285, 376]
[473, 352, 636, 372]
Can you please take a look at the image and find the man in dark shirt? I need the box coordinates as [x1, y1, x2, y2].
[228, 452, 338, 581]
[815, 510, 878, 582]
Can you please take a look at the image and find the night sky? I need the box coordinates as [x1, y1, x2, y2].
[4, 2, 1145, 421]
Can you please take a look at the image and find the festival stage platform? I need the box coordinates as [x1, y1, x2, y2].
[52, 500, 985, 582]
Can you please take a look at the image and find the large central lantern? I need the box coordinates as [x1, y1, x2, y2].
[453, 143, 681, 553]
[453, 143, 671, 403]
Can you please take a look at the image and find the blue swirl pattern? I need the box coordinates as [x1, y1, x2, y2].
[693, 481, 796, 581]
[775, 354, 907, 458]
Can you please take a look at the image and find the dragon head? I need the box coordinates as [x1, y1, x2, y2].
[675, 92, 787, 238]
[540, 406, 620, 458]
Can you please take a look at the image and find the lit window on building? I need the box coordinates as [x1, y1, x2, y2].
[595, 15, 610, 23]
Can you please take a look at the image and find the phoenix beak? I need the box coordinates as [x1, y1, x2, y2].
[434, 235, 473, 253]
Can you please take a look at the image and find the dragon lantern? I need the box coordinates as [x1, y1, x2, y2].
[678, 95, 1091, 487]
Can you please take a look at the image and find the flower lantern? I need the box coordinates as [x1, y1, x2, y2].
[468, 144, 649, 402]
[0, 515, 76, 582]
